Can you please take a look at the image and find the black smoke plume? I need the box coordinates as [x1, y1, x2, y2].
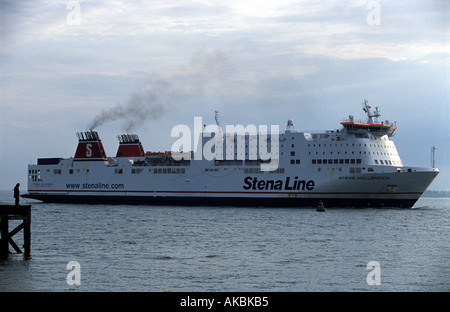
[88, 90, 167, 133]
[87, 50, 235, 132]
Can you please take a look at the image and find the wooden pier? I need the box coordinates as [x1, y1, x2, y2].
[0, 205, 31, 257]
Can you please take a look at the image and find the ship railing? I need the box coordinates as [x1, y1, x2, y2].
[341, 117, 396, 127]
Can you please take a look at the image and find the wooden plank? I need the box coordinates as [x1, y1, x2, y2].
[8, 237, 22, 253]
[0, 205, 31, 217]
[9, 222, 26, 238]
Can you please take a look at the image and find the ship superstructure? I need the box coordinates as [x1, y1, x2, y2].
[23, 101, 439, 208]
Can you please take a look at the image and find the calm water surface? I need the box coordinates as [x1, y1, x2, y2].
[0, 191, 449, 292]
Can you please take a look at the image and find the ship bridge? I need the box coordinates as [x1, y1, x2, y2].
[341, 100, 397, 137]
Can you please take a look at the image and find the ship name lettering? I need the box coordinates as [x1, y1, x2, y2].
[243, 176, 315, 191]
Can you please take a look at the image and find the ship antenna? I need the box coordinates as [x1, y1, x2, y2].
[363, 99, 380, 124]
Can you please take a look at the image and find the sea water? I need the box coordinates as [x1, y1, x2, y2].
[0, 191, 448, 292]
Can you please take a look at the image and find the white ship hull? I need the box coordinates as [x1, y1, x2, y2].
[23, 103, 439, 208]
[24, 160, 438, 208]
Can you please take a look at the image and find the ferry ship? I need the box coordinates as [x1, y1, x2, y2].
[23, 101, 439, 208]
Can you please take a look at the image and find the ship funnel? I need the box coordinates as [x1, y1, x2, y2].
[74, 131, 107, 160]
[116, 134, 145, 157]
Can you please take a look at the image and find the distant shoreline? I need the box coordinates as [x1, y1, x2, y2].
[422, 190, 450, 198]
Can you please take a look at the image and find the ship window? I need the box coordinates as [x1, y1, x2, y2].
[290, 151, 295, 156]
[339, 159, 344, 164]
[351, 159, 355, 164]
[345, 159, 350, 164]
[312, 159, 317, 164]
[357, 159, 362, 164]
[69, 169, 73, 174]
[374, 160, 379, 164]
[290, 159, 295, 164]
[114, 169, 123, 174]
[296, 159, 300, 164]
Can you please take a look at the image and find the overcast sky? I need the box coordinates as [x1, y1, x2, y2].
[0, 0, 449, 191]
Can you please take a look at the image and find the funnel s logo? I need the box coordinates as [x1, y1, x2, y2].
[86, 144, 92, 157]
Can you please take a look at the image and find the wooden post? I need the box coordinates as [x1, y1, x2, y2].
[24, 213, 31, 256]
[0, 216, 9, 255]
[0, 205, 31, 257]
